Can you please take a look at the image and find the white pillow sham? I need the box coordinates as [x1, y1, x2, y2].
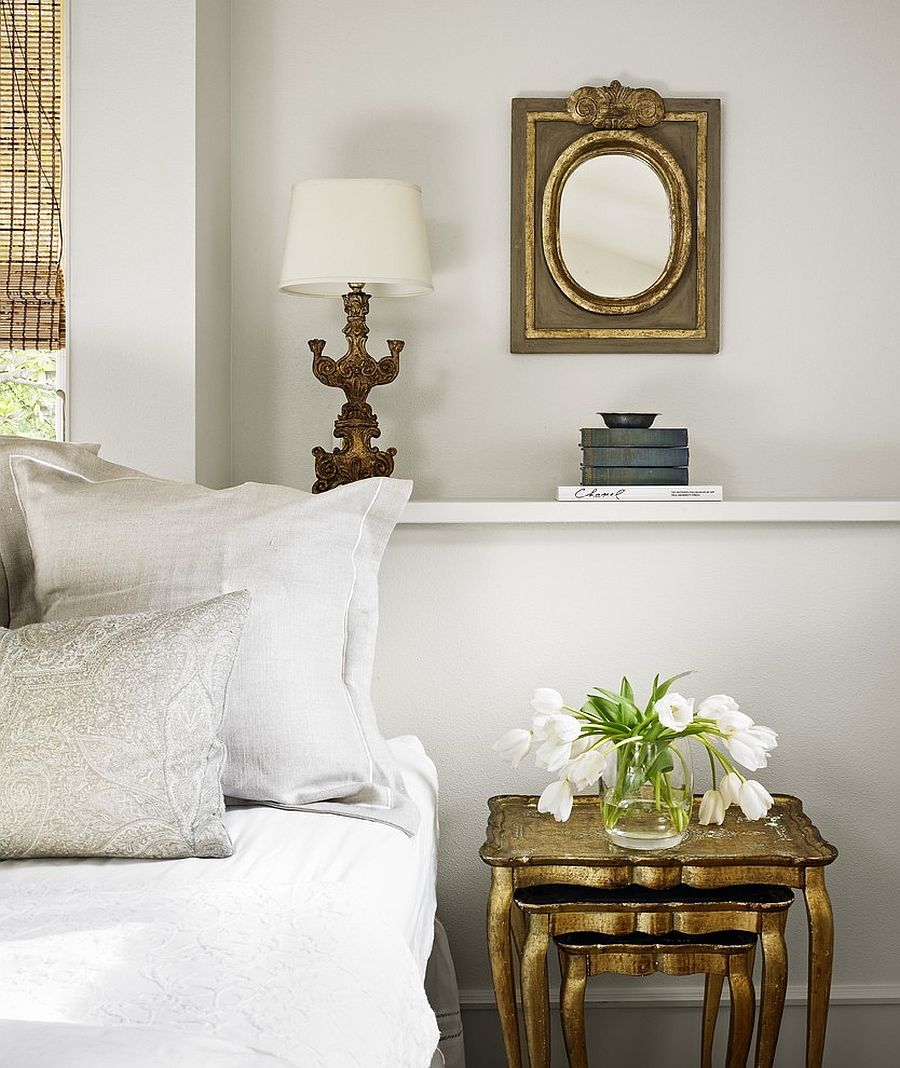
[0, 436, 111, 628]
[10, 458, 417, 833]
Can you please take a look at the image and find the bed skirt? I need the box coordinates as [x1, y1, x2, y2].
[426, 918, 466, 1068]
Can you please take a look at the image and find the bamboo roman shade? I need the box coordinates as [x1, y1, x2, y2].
[0, 0, 65, 350]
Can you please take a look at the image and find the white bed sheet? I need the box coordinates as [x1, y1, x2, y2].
[0, 736, 441, 1067]
[0, 882, 439, 1067]
[0, 734, 438, 973]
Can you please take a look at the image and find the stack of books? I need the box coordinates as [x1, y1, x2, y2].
[580, 425, 689, 485]
[557, 425, 722, 501]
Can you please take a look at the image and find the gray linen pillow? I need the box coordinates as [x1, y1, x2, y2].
[0, 591, 250, 860]
[10, 458, 417, 833]
[0, 437, 116, 628]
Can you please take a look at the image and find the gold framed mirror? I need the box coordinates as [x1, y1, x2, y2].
[511, 81, 720, 353]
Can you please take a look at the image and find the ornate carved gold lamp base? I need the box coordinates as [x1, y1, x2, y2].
[308, 284, 404, 494]
[278, 179, 432, 489]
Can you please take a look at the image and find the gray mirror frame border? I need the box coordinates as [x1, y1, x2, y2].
[510, 87, 721, 354]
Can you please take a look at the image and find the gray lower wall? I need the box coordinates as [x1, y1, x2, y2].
[460, 987, 900, 1067]
[376, 523, 900, 1001]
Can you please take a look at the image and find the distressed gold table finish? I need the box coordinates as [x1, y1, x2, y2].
[556, 929, 758, 1068]
[479, 794, 837, 1068]
[516, 882, 794, 1068]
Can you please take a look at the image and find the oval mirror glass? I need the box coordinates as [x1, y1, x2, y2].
[559, 154, 672, 299]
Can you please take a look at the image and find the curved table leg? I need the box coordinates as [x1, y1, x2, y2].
[755, 911, 788, 1068]
[522, 912, 551, 1068]
[487, 866, 522, 1068]
[559, 951, 590, 1068]
[702, 972, 724, 1068]
[804, 867, 834, 1068]
[726, 956, 755, 1068]
[511, 898, 527, 960]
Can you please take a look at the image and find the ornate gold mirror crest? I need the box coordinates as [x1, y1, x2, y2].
[511, 80, 720, 353]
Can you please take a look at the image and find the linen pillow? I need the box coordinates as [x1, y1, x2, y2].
[0, 591, 250, 860]
[0, 436, 138, 628]
[10, 458, 417, 833]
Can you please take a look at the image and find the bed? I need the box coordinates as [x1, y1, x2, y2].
[0, 441, 464, 1066]
[0, 735, 446, 1067]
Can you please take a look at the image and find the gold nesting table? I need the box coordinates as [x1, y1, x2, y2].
[519, 882, 795, 1067]
[480, 794, 837, 1068]
[555, 927, 759, 1068]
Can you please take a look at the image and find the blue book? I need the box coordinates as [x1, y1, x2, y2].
[580, 428, 688, 448]
[581, 466, 689, 486]
[581, 446, 689, 468]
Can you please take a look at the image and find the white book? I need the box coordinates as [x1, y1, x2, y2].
[557, 485, 723, 502]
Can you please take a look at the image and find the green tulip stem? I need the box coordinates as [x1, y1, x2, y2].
[706, 745, 718, 789]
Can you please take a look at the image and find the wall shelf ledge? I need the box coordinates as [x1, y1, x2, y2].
[399, 499, 900, 525]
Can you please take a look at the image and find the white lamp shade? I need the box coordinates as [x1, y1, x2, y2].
[279, 178, 433, 297]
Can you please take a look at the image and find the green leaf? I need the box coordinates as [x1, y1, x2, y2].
[0, 349, 57, 439]
[646, 673, 661, 713]
[653, 670, 694, 703]
[620, 676, 635, 703]
[646, 750, 675, 777]
[592, 687, 640, 726]
[593, 685, 630, 706]
[583, 695, 617, 722]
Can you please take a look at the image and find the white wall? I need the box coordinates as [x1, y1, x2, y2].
[230, 0, 900, 499]
[374, 517, 900, 1067]
[68, 0, 196, 478]
[66, 1, 900, 1063]
[195, 0, 232, 488]
[68, 0, 231, 483]
[227, 3, 900, 1063]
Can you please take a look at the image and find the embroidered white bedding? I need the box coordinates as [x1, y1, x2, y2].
[0, 884, 438, 1067]
[0, 736, 440, 1065]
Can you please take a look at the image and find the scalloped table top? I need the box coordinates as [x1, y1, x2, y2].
[480, 794, 837, 869]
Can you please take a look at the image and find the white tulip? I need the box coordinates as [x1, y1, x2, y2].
[535, 696, 572, 739]
[699, 788, 726, 826]
[655, 693, 695, 732]
[534, 711, 582, 771]
[537, 777, 574, 822]
[719, 771, 743, 807]
[724, 726, 777, 771]
[531, 688, 565, 717]
[747, 724, 778, 751]
[704, 705, 777, 772]
[531, 713, 551, 740]
[535, 739, 575, 773]
[704, 707, 754, 734]
[566, 744, 611, 790]
[738, 779, 774, 821]
[541, 713, 582, 746]
[723, 732, 766, 770]
[698, 694, 741, 719]
[492, 728, 533, 767]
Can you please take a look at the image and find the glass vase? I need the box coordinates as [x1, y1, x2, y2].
[600, 738, 692, 850]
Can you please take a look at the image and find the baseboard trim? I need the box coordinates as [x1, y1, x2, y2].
[460, 986, 900, 1068]
[459, 982, 900, 1010]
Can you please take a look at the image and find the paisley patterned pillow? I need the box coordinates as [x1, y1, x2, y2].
[0, 591, 250, 859]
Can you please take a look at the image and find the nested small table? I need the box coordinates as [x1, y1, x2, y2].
[479, 794, 837, 1068]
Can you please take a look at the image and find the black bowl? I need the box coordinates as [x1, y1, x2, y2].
[598, 412, 659, 429]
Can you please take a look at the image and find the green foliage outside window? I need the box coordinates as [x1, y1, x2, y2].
[0, 350, 57, 439]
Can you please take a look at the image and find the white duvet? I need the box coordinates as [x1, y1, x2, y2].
[0, 738, 440, 1066]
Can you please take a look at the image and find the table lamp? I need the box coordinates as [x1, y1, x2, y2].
[279, 178, 433, 493]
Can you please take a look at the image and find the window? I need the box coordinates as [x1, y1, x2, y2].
[0, 0, 65, 439]
[0, 348, 58, 436]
